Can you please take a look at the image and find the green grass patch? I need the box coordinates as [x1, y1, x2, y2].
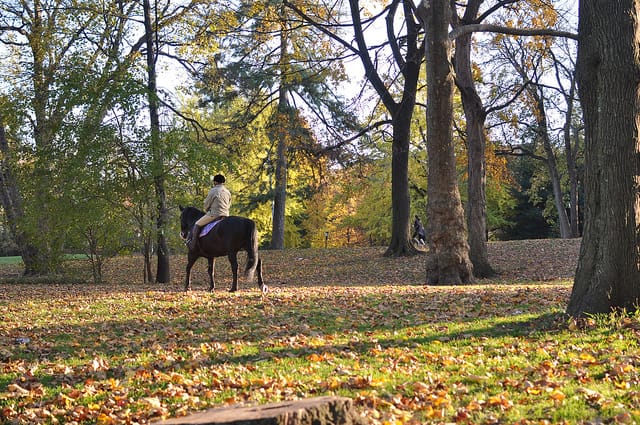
[0, 256, 22, 265]
[0, 253, 88, 265]
[1, 280, 640, 424]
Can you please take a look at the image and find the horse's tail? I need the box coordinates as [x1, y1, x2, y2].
[244, 220, 259, 282]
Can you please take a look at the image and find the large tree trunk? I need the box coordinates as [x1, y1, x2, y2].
[385, 108, 414, 256]
[463, 101, 494, 276]
[143, 0, 170, 283]
[421, 0, 473, 285]
[567, 0, 640, 316]
[452, 3, 495, 277]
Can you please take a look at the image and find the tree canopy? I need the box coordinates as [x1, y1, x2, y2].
[0, 0, 583, 283]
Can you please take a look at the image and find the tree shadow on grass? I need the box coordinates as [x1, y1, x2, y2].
[0, 283, 572, 398]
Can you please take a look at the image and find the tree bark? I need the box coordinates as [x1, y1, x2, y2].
[452, 0, 495, 277]
[385, 105, 414, 256]
[567, 0, 640, 316]
[421, 0, 473, 285]
[270, 103, 287, 250]
[143, 0, 170, 283]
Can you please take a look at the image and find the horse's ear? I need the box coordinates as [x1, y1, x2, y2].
[179, 205, 184, 211]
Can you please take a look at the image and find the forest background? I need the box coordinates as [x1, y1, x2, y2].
[0, 0, 579, 283]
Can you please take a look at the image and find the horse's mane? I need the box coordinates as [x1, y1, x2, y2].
[185, 206, 204, 215]
[181, 206, 205, 225]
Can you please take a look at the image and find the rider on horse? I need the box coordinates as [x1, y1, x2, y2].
[186, 174, 231, 250]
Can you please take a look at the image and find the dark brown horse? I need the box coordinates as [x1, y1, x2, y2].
[179, 206, 266, 292]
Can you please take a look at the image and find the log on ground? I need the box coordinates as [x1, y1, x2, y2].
[160, 396, 367, 425]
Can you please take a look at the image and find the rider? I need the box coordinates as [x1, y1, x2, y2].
[186, 174, 231, 250]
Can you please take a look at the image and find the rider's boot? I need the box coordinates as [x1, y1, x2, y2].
[187, 224, 201, 250]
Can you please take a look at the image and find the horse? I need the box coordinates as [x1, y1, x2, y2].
[179, 206, 266, 293]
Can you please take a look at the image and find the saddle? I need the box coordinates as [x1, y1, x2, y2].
[199, 218, 223, 238]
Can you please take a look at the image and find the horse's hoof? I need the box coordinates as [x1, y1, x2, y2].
[261, 285, 268, 294]
[228, 287, 237, 293]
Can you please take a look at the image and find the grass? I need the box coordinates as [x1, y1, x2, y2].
[0, 256, 22, 265]
[0, 254, 88, 266]
[1, 242, 639, 424]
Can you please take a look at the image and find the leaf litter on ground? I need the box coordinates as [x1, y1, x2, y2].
[2, 239, 640, 424]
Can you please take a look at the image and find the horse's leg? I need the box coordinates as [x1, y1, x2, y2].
[257, 259, 268, 293]
[184, 254, 198, 291]
[207, 257, 215, 292]
[228, 252, 239, 292]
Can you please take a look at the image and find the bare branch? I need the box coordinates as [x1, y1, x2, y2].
[450, 24, 578, 41]
[315, 119, 393, 155]
[486, 79, 532, 115]
[495, 143, 546, 162]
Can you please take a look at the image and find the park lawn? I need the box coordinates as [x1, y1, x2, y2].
[1, 242, 639, 424]
[0, 257, 22, 265]
[0, 254, 88, 266]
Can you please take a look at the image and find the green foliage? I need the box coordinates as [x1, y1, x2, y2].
[0, 0, 580, 277]
[500, 154, 555, 240]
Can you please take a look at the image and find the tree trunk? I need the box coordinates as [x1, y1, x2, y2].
[463, 102, 494, 277]
[452, 3, 495, 277]
[143, 0, 170, 283]
[384, 113, 414, 256]
[384, 0, 423, 257]
[567, 0, 640, 316]
[270, 108, 287, 250]
[563, 76, 580, 237]
[531, 91, 572, 239]
[384, 3, 422, 256]
[0, 120, 41, 274]
[508, 45, 574, 240]
[270, 16, 290, 250]
[345, 0, 422, 257]
[143, 239, 154, 284]
[421, 0, 474, 285]
[154, 182, 171, 284]
[25, 2, 60, 275]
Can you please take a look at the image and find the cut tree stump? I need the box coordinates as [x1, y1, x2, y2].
[159, 396, 367, 425]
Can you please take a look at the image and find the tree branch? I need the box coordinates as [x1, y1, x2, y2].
[486, 79, 532, 115]
[450, 24, 578, 41]
[495, 143, 546, 161]
[314, 119, 393, 155]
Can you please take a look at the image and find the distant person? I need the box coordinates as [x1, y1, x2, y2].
[186, 174, 231, 250]
[413, 215, 426, 246]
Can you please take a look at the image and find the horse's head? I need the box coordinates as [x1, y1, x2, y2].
[179, 206, 204, 240]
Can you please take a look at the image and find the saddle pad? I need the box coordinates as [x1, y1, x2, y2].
[199, 219, 222, 238]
